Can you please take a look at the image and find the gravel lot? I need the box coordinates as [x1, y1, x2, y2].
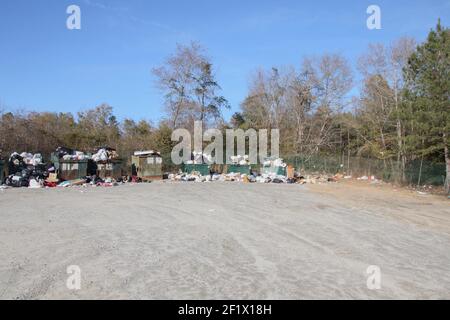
[0, 181, 449, 299]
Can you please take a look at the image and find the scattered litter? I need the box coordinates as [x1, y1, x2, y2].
[28, 178, 43, 189]
[167, 168, 343, 186]
[58, 179, 86, 187]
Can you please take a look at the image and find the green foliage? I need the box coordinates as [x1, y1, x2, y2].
[402, 20, 449, 190]
[404, 20, 450, 157]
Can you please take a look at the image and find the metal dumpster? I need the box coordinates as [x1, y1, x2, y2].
[226, 164, 251, 175]
[131, 153, 162, 181]
[182, 163, 210, 176]
[0, 159, 5, 184]
[97, 159, 123, 180]
[261, 165, 287, 177]
[50, 152, 61, 171]
[59, 159, 89, 181]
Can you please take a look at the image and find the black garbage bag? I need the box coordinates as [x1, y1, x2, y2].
[55, 147, 75, 159]
[6, 174, 29, 188]
[87, 159, 97, 176]
[32, 164, 48, 180]
[8, 153, 25, 175]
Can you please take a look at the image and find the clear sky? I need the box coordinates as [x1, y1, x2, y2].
[0, 0, 448, 123]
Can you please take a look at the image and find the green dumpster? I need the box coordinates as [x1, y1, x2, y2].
[59, 160, 89, 181]
[0, 159, 5, 184]
[261, 165, 287, 177]
[227, 164, 251, 175]
[182, 163, 210, 176]
[97, 159, 123, 180]
[50, 153, 60, 171]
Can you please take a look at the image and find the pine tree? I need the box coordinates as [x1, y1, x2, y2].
[404, 20, 450, 192]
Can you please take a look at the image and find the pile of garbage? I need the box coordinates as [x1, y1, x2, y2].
[263, 157, 288, 169]
[167, 171, 333, 185]
[54, 147, 120, 162]
[356, 175, 381, 184]
[92, 147, 120, 162]
[54, 147, 86, 161]
[57, 176, 124, 188]
[0, 147, 126, 189]
[168, 172, 290, 184]
[230, 155, 250, 165]
[5, 152, 48, 188]
[185, 151, 213, 165]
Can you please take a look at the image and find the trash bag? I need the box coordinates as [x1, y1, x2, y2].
[28, 178, 43, 189]
[31, 164, 48, 180]
[272, 178, 284, 184]
[92, 149, 109, 162]
[8, 153, 25, 175]
[87, 159, 97, 175]
[55, 147, 75, 159]
[6, 174, 29, 188]
[92, 147, 119, 162]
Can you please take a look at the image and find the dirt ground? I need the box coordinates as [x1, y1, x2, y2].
[0, 180, 449, 300]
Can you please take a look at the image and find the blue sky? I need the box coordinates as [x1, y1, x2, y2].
[0, 0, 448, 123]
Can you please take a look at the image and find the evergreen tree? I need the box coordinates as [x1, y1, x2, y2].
[404, 20, 450, 192]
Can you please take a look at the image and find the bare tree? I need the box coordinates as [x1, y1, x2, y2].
[298, 54, 353, 156]
[358, 37, 416, 180]
[153, 42, 229, 129]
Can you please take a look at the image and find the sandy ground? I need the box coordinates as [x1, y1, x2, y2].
[0, 181, 449, 300]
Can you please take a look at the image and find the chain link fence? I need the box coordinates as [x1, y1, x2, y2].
[283, 154, 446, 186]
[159, 151, 446, 187]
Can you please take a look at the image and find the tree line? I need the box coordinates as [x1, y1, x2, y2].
[0, 21, 448, 191]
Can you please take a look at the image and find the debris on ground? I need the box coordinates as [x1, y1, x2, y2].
[167, 170, 344, 185]
[0, 148, 128, 189]
[4, 152, 48, 188]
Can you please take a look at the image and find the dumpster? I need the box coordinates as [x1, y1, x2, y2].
[261, 157, 287, 177]
[261, 165, 286, 176]
[97, 159, 123, 180]
[131, 151, 163, 181]
[0, 159, 4, 184]
[59, 159, 89, 181]
[50, 152, 61, 171]
[182, 163, 210, 176]
[226, 164, 251, 175]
